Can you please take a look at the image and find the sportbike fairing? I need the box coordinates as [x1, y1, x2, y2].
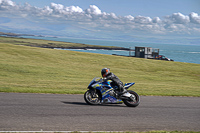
[89, 77, 135, 104]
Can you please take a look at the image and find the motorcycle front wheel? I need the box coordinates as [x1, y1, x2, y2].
[123, 90, 140, 107]
[84, 90, 101, 105]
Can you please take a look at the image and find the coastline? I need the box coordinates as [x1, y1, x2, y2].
[0, 34, 131, 51]
[50, 46, 131, 51]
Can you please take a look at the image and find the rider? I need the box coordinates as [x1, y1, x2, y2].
[101, 68, 127, 95]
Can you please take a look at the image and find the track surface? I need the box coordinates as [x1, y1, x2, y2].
[0, 93, 199, 132]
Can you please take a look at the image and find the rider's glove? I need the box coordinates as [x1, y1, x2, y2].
[102, 77, 107, 81]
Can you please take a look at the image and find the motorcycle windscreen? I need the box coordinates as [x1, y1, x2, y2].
[124, 82, 135, 89]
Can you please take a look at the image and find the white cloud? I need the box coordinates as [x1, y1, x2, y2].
[41, 6, 53, 15]
[134, 15, 152, 24]
[125, 15, 134, 21]
[50, 3, 64, 14]
[0, 0, 200, 37]
[0, 0, 15, 6]
[152, 17, 161, 23]
[85, 5, 101, 15]
[169, 12, 190, 24]
[66, 6, 83, 13]
[0, 0, 15, 10]
[189, 12, 200, 24]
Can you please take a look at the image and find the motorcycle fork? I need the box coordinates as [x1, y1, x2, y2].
[91, 89, 97, 98]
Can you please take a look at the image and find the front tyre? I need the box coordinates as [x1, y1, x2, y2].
[84, 90, 101, 105]
[123, 90, 140, 107]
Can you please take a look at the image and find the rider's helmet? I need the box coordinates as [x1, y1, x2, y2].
[101, 68, 110, 77]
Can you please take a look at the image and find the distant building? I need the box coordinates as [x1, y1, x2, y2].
[135, 47, 159, 59]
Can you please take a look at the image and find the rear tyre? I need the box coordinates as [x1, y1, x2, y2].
[123, 90, 140, 107]
[84, 90, 101, 105]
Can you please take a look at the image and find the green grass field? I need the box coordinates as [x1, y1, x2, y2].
[0, 37, 200, 96]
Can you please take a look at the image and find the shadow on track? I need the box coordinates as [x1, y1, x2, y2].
[61, 101, 87, 105]
[61, 101, 126, 107]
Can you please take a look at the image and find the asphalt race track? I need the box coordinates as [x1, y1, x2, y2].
[0, 93, 199, 132]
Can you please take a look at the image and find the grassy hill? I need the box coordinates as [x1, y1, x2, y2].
[0, 37, 200, 96]
[0, 36, 128, 50]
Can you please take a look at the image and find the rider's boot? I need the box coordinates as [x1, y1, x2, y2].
[118, 87, 127, 96]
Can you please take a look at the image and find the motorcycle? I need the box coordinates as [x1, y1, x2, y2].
[84, 77, 140, 107]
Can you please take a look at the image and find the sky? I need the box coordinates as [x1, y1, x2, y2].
[0, 0, 200, 44]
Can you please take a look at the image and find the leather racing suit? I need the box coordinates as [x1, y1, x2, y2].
[104, 72, 125, 93]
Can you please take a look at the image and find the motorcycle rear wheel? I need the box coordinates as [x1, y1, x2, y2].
[84, 90, 101, 105]
[123, 90, 140, 107]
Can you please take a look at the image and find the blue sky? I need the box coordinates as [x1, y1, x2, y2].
[0, 0, 200, 44]
[12, 0, 200, 17]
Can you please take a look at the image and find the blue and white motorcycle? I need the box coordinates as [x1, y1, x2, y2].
[84, 77, 140, 107]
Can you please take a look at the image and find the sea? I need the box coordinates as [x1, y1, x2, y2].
[21, 36, 200, 64]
